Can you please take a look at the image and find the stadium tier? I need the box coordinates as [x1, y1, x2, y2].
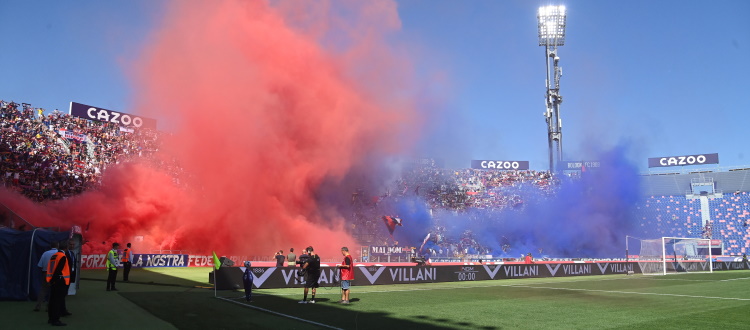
[641, 168, 750, 195]
[634, 192, 750, 256]
[635, 195, 701, 240]
[0, 100, 168, 202]
[2, 98, 749, 257]
[708, 192, 750, 254]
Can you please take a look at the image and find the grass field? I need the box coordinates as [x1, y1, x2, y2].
[3, 267, 750, 329]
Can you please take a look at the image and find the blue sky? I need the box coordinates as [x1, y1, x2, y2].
[1, 0, 748, 171]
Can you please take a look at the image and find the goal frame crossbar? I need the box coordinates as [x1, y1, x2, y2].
[640, 236, 714, 276]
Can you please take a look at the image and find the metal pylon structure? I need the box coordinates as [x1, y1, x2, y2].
[538, 5, 567, 172]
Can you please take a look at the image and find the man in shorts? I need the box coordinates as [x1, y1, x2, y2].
[298, 246, 320, 304]
[337, 247, 354, 304]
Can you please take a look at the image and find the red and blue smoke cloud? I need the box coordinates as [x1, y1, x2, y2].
[1, 0, 422, 257]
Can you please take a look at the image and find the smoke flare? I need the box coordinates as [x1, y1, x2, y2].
[2, 0, 419, 258]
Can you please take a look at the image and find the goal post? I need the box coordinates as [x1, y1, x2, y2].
[633, 237, 713, 275]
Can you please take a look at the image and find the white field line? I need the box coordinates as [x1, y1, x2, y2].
[216, 296, 343, 330]
[719, 277, 750, 282]
[242, 277, 628, 296]
[634, 278, 715, 282]
[503, 284, 750, 301]
[229, 275, 750, 300]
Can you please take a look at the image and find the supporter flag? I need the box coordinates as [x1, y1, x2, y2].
[419, 233, 431, 253]
[212, 251, 221, 270]
[382, 216, 402, 236]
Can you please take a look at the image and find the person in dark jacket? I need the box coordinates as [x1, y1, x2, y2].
[242, 261, 253, 302]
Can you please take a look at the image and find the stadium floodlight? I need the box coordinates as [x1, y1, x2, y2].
[537, 5, 567, 46]
[538, 5, 567, 172]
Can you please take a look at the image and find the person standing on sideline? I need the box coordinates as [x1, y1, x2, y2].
[524, 253, 534, 264]
[298, 246, 320, 304]
[242, 261, 253, 302]
[106, 243, 120, 291]
[46, 246, 70, 326]
[59, 242, 73, 317]
[337, 247, 354, 304]
[65, 240, 77, 290]
[295, 248, 309, 283]
[287, 248, 296, 267]
[122, 243, 133, 282]
[274, 250, 285, 267]
[34, 241, 59, 312]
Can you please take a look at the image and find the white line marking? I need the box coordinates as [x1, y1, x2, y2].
[503, 285, 750, 301]
[249, 277, 631, 296]
[635, 278, 714, 282]
[242, 274, 750, 299]
[216, 297, 343, 329]
[719, 277, 750, 282]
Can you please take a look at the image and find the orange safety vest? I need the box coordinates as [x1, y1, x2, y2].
[46, 251, 70, 285]
[122, 248, 131, 262]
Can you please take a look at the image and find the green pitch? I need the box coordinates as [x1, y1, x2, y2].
[4, 267, 750, 329]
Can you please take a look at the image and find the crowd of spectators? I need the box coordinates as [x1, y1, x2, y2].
[0, 97, 557, 262]
[394, 163, 560, 212]
[0, 99, 166, 202]
[351, 160, 564, 256]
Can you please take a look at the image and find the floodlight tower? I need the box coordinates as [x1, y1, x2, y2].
[537, 5, 567, 172]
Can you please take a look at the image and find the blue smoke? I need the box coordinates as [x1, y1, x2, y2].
[390, 145, 641, 258]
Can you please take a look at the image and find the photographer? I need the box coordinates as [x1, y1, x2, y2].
[295, 248, 309, 283]
[274, 250, 285, 267]
[298, 248, 309, 265]
[298, 246, 320, 304]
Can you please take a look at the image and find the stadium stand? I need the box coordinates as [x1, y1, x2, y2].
[707, 192, 750, 254]
[2, 98, 748, 256]
[640, 169, 750, 196]
[1, 99, 165, 203]
[635, 195, 699, 238]
[634, 185, 750, 255]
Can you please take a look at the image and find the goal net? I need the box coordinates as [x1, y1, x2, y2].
[637, 237, 713, 275]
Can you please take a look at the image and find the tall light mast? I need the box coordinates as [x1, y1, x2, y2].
[537, 5, 567, 172]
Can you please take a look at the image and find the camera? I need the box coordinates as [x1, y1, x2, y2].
[297, 254, 310, 265]
[411, 256, 426, 266]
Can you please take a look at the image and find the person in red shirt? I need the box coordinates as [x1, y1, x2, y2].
[524, 253, 534, 264]
[336, 247, 354, 304]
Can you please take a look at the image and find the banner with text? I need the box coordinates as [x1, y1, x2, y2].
[558, 161, 601, 171]
[58, 129, 87, 142]
[369, 246, 413, 257]
[648, 153, 719, 168]
[81, 254, 749, 289]
[471, 160, 529, 170]
[81, 254, 189, 268]
[69, 102, 157, 129]
[227, 261, 750, 289]
[217, 262, 645, 289]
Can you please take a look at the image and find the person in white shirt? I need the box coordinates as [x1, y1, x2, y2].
[34, 241, 60, 312]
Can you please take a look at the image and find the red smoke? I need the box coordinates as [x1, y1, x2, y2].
[1, 0, 420, 258]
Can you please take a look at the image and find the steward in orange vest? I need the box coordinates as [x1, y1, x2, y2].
[46, 251, 70, 286]
[46, 250, 69, 326]
[122, 243, 133, 282]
